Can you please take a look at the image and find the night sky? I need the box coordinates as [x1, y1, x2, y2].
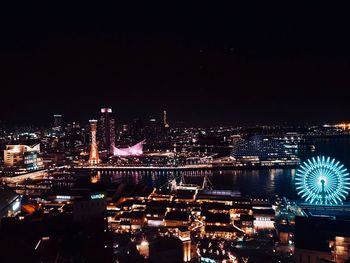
[1, 3, 350, 126]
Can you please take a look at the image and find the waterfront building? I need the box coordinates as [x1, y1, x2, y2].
[232, 135, 289, 159]
[231, 135, 300, 167]
[3, 144, 43, 172]
[109, 186, 271, 240]
[98, 108, 115, 155]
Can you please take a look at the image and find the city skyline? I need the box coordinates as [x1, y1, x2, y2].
[2, 3, 350, 262]
[0, 1, 350, 263]
[2, 109, 350, 129]
[3, 110, 350, 129]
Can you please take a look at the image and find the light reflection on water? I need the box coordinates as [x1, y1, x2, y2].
[97, 138, 350, 200]
[100, 168, 299, 199]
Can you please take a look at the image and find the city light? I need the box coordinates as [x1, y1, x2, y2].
[2, 6, 350, 262]
[90, 193, 105, 200]
[56, 195, 71, 200]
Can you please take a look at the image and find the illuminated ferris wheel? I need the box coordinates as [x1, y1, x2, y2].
[295, 156, 350, 205]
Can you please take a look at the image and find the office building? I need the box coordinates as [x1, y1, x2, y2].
[98, 108, 115, 155]
[52, 114, 62, 132]
[163, 110, 170, 128]
[131, 118, 145, 141]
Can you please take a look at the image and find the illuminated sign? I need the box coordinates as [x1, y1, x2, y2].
[90, 193, 105, 200]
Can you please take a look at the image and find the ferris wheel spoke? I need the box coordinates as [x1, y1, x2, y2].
[296, 156, 349, 205]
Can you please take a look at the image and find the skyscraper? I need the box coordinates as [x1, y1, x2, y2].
[98, 108, 115, 155]
[53, 114, 62, 132]
[163, 110, 170, 128]
[131, 118, 145, 142]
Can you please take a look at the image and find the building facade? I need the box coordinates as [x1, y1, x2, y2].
[4, 144, 43, 172]
[52, 114, 62, 132]
[98, 108, 116, 155]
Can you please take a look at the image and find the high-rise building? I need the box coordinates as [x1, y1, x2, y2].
[98, 108, 115, 155]
[163, 110, 170, 128]
[131, 118, 145, 141]
[89, 120, 100, 165]
[145, 116, 159, 141]
[53, 114, 62, 132]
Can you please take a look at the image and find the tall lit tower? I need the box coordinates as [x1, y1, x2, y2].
[89, 119, 100, 165]
[99, 108, 116, 155]
[163, 110, 170, 128]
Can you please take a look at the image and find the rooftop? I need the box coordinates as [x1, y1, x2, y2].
[120, 211, 145, 219]
[205, 225, 244, 233]
[164, 211, 189, 221]
[203, 211, 230, 224]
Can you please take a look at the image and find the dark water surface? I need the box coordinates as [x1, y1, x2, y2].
[99, 137, 350, 200]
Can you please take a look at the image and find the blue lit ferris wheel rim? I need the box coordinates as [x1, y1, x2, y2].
[295, 156, 350, 205]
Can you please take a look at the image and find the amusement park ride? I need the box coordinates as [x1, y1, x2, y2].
[295, 156, 350, 205]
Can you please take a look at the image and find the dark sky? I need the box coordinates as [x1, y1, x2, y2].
[1, 3, 350, 126]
